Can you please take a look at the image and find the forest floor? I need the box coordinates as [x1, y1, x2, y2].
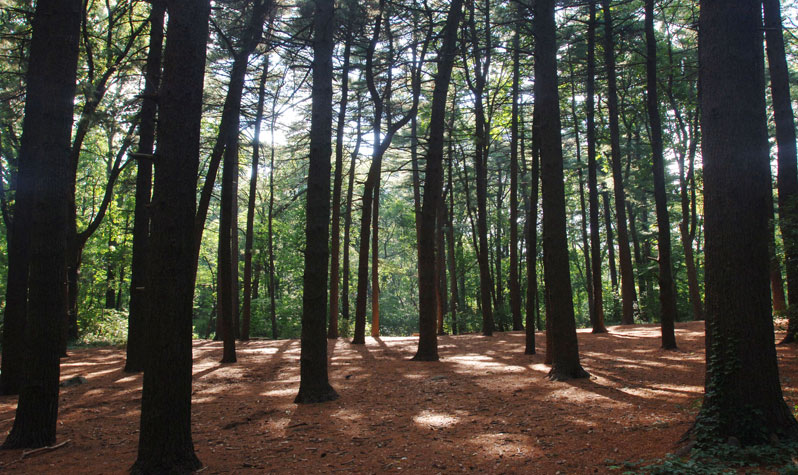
[0, 320, 796, 474]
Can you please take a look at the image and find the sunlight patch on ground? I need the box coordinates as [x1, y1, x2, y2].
[260, 387, 296, 398]
[77, 367, 122, 378]
[467, 433, 538, 460]
[413, 410, 459, 429]
[529, 363, 550, 373]
[236, 347, 281, 356]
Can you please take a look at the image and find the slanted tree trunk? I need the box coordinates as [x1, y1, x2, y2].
[124, 0, 162, 372]
[763, 0, 798, 343]
[464, 0, 495, 336]
[0, 0, 80, 447]
[131, 0, 209, 470]
[295, 0, 338, 404]
[413, 0, 463, 362]
[535, 0, 588, 380]
[216, 0, 270, 362]
[693, 0, 798, 444]
[645, 0, 677, 349]
[354, 4, 421, 343]
[242, 57, 269, 342]
[193, 0, 270, 284]
[601, 0, 636, 325]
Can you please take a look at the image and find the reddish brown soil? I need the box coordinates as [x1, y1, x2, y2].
[0, 321, 795, 473]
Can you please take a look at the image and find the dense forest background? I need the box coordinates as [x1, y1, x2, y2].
[0, 0, 796, 344]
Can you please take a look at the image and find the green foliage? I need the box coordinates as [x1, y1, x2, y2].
[75, 308, 128, 347]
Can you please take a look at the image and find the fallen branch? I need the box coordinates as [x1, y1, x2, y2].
[0, 439, 71, 468]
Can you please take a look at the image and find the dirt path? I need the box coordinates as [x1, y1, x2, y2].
[0, 321, 795, 473]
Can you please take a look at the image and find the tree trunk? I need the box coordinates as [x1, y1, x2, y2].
[341, 111, 362, 326]
[192, 0, 270, 283]
[241, 57, 269, 342]
[602, 190, 618, 294]
[295, 0, 338, 404]
[131, 0, 208, 470]
[413, 0, 463, 361]
[328, 30, 352, 340]
[465, 0, 495, 336]
[0, 0, 80, 447]
[569, 43, 596, 332]
[525, 111, 539, 355]
[436, 193, 447, 335]
[535, 0, 588, 380]
[267, 120, 278, 340]
[508, 1, 523, 332]
[601, 0, 636, 326]
[586, 0, 606, 333]
[763, 0, 798, 343]
[645, 0, 677, 349]
[771, 189, 788, 314]
[694, 0, 798, 444]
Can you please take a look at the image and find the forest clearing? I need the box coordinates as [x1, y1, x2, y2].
[0, 321, 795, 473]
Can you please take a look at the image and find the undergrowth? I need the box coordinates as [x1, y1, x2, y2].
[605, 440, 798, 474]
[75, 308, 128, 347]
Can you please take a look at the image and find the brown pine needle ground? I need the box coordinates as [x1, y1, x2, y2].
[0, 321, 795, 473]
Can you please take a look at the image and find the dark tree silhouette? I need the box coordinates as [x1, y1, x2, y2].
[125, 0, 165, 373]
[413, 0, 464, 361]
[645, 0, 677, 349]
[693, 0, 798, 445]
[763, 0, 798, 344]
[535, 0, 588, 381]
[1, 0, 81, 446]
[601, 0, 636, 325]
[131, 0, 210, 471]
[295, 0, 339, 404]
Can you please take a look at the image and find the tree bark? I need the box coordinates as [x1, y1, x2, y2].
[763, 0, 798, 343]
[694, 0, 798, 444]
[242, 57, 269, 342]
[413, 0, 463, 361]
[464, 0, 495, 336]
[525, 111, 539, 355]
[294, 0, 338, 404]
[568, 35, 595, 332]
[341, 110, 362, 326]
[535, 0, 588, 380]
[645, 0, 677, 349]
[131, 0, 208, 470]
[586, 0, 606, 333]
[601, 0, 636, 325]
[508, 0, 523, 331]
[328, 29, 352, 340]
[0, 0, 80, 447]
